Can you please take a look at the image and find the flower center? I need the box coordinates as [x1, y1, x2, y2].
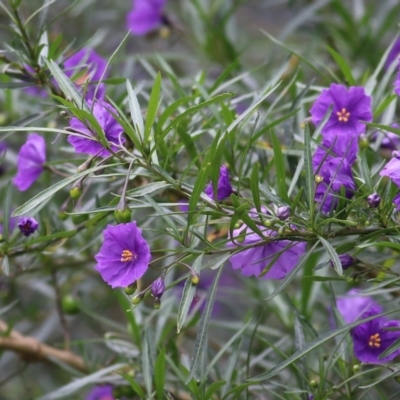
[368, 333, 381, 348]
[337, 108, 350, 122]
[121, 249, 136, 262]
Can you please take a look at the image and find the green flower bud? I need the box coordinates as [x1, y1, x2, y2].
[61, 294, 80, 315]
[154, 297, 161, 309]
[346, 276, 354, 284]
[114, 206, 132, 224]
[310, 379, 318, 387]
[263, 219, 273, 227]
[0, 234, 3, 242]
[131, 295, 143, 305]
[352, 364, 360, 373]
[359, 135, 369, 150]
[58, 211, 68, 221]
[70, 179, 83, 200]
[191, 272, 200, 285]
[315, 175, 323, 184]
[124, 282, 137, 296]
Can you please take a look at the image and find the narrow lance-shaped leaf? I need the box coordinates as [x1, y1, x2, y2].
[2, 182, 12, 241]
[145, 71, 162, 143]
[270, 130, 289, 202]
[318, 235, 342, 276]
[126, 79, 144, 144]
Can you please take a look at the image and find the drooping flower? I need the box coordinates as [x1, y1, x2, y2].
[86, 385, 114, 400]
[351, 308, 400, 363]
[95, 222, 151, 288]
[367, 193, 381, 208]
[204, 165, 233, 201]
[18, 217, 39, 237]
[379, 150, 400, 187]
[13, 133, 46, 191]
[386, 39, 400, 70]
[64, 48, 108, 100]
[151, 277, 165, 298]
[127, 0, 167, 36]
[336, 289, 382, 325]
[67, 100, 124, 157]
[228, 209, 306, 280]
[310, 83, 372, 136]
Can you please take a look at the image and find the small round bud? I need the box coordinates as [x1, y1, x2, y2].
[151, 277, 165, 299]
[300, 122, 306, 129]
[61, 294, 80, 315]
[70, 186, 82, 200]
[131, 295, 143, 305]
[346, 276, 354, 283]
[124, 282, 137, 296]
[277, 206, 290, 221]
[191, 272, 200, 285]
[365, 219, 371, 226]
[329, 254, 355, 271]
[58, 211, 68, 221]
[359, 135, 369, 150]
[315, 175, 323, 184]
[114, 206, 132, 224]
[60, 110, 69, 118]
[159, 26, 171, 38]
[263, 219, 273, 227]
[352, 364, 360, 373]
[309, 379, 318, 388]
[0, 234, 4, 242]
[367, 193, 381, 208]
[154, 297, 161, 309]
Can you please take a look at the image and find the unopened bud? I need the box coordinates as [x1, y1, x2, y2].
[77, 158, 93, 173]
[191, 272, 200, 285]
[151, 277, 165, 298]
[309, 380, 318, 387]
[131, 295, 143, 305]
[346, 276, 354, 283]
[315, 175, 323, 184]
[124, 282, 137, 296]
[58, 211, 68, 221]
[60, 110, 69, 118]
[61, 294, 80, 314]
[352, 364, 360, 372]
[114, 205, 132, 224]
[0, 234, 3, 242]
[359, 135, 369, 150]
[329, 254, 355, 271]
[277, 206, 290, 221]
[367, 193, 381, 208]
[263, 219, 273, 227]
[70, 180, 83, 200]
[154, 297, 161, 309]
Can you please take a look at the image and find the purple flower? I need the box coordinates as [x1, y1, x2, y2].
[394, 192, 400, 211]
[329, 254, 355, 270]
[127, 0, 167, 36]
[367, 193, 381, 208]
[13, 133, 46, 191]
[86, 385, 114, 400]
[151, 277, 165, 298]
[0, 213, 17, 236]
[372, 123, 400, 151]
[276, 206, 290, 221]
[395, 61, 400, 96]
[204, 165, 233, 201]
[380, 150, 400, 187]
[67, 100, 124, 157]
[177, 200, 189, 213]
[64, 48, 108, 100]
[310, 83, 372, 136]
[228, 210, 306, 280]
[18, 217, 39, 237]
[351, 308, 400, 363]
[95, 222, 151, 288]
[336, 289, 382, 325]
[386, 39, 400, 70]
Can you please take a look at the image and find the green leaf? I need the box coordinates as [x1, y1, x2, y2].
[318, 236, 342, 276]
[303, 123, 314, 216]
[2, 182, 12, 242]
[12, 163, 121, 217]
[142, 327, 155, 396]
[145, 72, 161, 143]
[154, 347, 166, 400]
[221, 338, 242, 397]
[326, 46, 355, 85]
[126, 79, 144, 144]
[249, 308, 400, 382]
[250, 163, 261, 212]
[176, 125, 201, 170]
[270, 131, 288, 202]
[357, 241, 400, 252]
[185, 266, 223, 383]
[360, 149, 372, 190]
[126, 181, 171, 198]
[204, 381, 226, 400]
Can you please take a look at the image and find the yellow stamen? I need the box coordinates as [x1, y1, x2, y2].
[337, 108, 350, 122]
[121, 249, 134, 262]
[368, 333, 381, 348]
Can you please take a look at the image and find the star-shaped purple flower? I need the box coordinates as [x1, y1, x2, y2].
[228, 209, 306, 280]
[204, 165, 233, 201]
[18, 217, 39, 237]
[86, 385, 114, 400]
[380, 150, 400, 187]
[127, 0, 167, 36]
[351, 308, 400, 363]
[13, 133, 46, 191]
[310, 83, 372, 136]
[67, 100, 124, 157]
[95, 222, 151, 288]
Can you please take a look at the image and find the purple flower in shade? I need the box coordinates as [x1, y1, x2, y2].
[372, 123, 400, 151]
[386, 39, 400, 70]
[177, 200, 189, 213]
[64, 48, 108, 100]
[127, 0, 167, 36]
[13, 133, 46, 191]
[86, 385, 114, 400]
[17, 217, 39, 237]
[367, 193, 381, 208]
[227, 209, 306, 280]
[310, 83, 372, 136]
[0, 213, 17, 236]
[313, 155, 356, 214]
[380, 150, 400, 187]
[394, 192, 400, 211]
[94, 222, 151, 288]
[151, 277, 165, 298]
[351, 308, 400, 363]
[329, 254, 355, 270]
[395, 61, 400, 96]
[204, 165, 233, 201]
[336, 289, 382, 325]
[276, 206, 290, 221]
[67, 100, 124, 157]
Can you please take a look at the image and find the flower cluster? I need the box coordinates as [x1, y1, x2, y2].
[310, 83, 372, 213]
[337, 290, 400, 363]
